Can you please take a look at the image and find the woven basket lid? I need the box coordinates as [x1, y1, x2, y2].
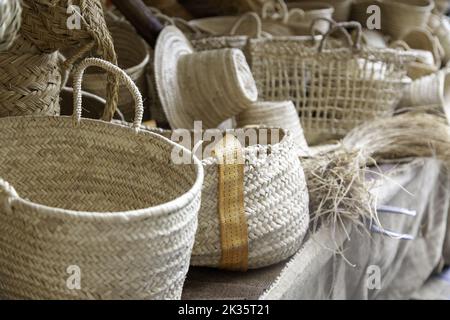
[154, 26, 258, 129]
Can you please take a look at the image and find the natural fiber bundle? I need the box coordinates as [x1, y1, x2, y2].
[0, 0, 21, 51]
[303, 112, 450, 244]
[20, 0, 119, 120]
[0, 36, 61, 117]
[236, 100, 310, 156]
[250, 20, 416, 145]
[76, 19, 150, 122]
[0, 58, 203, 300]
[146, 127, 309, 269]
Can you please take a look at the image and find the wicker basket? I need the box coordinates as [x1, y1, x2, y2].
[20, 0, 119, 120]
[250, 20, 417, 144]
[74, 19, 150, 122]
[380, 0, 435, 40]
[147, 127, 309, 270]
[0, 0, 21, 51]
[0, 36, 62, 117]
[0, 58, 203, 300]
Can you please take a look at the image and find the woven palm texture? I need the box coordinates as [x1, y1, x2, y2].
[0, 35, 62, 117]
[250, 19, 417, 144]
[0, 0, 22, 51]
[20, 0, 119, 120]
[148, 127, 309, 269]
[0, 58, 203, 300]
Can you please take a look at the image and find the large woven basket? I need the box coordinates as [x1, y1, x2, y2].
[250, 20, 417, 144]
[0, 36, 62, 117]
[0, 0, 21, 51]
[147, 127, 309, 269]
[0, 58, 203, 300]
[73, 19, 150, 122]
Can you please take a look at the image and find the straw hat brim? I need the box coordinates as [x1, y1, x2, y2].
[154, 26, 195, 129]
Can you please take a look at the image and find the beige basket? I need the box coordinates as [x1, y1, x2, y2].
[236, 100, 310, 156]
[399, 69, 450, 119]
[0, 36, 62, 117]
[380, 0, 435, 40]
[0, 58, 203, 300]
[0, 0, 21, 51]
[76, 19, 150, 122]
[20, 0, 119, 120]
[147, 127, 309, 269]
[250, 20, 417, 144]
[324, 0, 353, 22]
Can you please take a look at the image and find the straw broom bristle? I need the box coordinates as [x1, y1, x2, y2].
[303, 112, 450, 245]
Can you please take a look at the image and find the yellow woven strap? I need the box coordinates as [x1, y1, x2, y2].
[213, 134, 248, 271]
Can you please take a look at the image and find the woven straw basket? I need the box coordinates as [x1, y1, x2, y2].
[236, 100, 310, 156]
[0, 58, 203, 300]
[380, 0, 435, 40]
[399, 69, 450, 120]
[73, 19, 150, 122]
[0, 36, 62, 117]
[0, 0, 21, 51]
[350, 0, 379, 26]
[250, 20, 416, 144]
[147, 127, 309, 270]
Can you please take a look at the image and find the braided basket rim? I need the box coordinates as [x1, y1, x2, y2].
[0, 116, 204, 221]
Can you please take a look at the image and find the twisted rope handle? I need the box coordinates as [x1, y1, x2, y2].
[72, 58, 144, 130]
[312, 18, 363, 52]
[229, 12, 263, 38]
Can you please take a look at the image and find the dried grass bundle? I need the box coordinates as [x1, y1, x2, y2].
[303, 113, 450, 249]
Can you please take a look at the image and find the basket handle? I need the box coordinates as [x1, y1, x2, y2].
[229, 12, 263, 38]
[72, 58, 144, 131]
[313, 19, 362, 52]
